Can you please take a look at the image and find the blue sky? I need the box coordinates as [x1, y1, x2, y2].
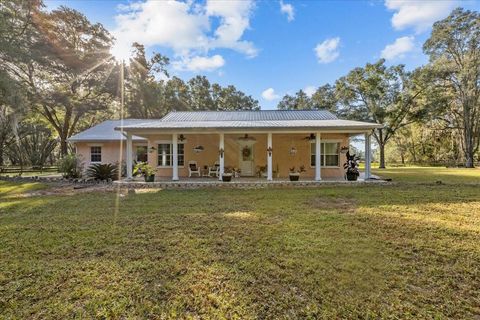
[46, 0, 479, 110]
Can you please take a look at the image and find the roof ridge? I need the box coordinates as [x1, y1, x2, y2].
[168, 109, 332, 112]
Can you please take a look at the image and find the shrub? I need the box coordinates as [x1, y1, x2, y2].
[86, 163, 119, 181]
[57, 154, 83, 179]
[133, 162, 155, 181]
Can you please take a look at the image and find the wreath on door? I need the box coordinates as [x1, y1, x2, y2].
[242, 146, 251, 160]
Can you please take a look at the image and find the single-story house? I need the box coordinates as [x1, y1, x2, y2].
[68, 110, 381, 181]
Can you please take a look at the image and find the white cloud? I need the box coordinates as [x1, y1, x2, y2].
[304, 86, 316, 97]
[111, 0, 256, 71]
[173, 55, 225, 72]
[314, 37, 340, 64]
[206, 0, 257, 57]
[381, 36, 415, 60]
[280, 1, 294, 22]
[385, 0, 456, 33]
[262, 88, 280, 101]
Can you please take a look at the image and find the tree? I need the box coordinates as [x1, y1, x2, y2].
[164, 77, 191, 112]
[423, 8, 480, 167]
[188, 76, 215, 110]
[126, 43, 169, 118]
[7, 123, 57, 168]
[212, 84, 259, 111]
[1, 5, 116, 155]
[311, 84, 338, 113]
[335, 59, 424, 168]
[0, 1, 42, 164]
[277, 90, 313, 110]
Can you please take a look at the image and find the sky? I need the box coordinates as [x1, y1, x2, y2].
[45, 0, 480, 110]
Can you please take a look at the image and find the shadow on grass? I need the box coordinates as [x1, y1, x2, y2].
[0, 185, 479, 318]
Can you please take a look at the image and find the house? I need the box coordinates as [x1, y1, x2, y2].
[68, 110, 381, 181]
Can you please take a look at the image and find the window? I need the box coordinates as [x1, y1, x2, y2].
[157, 143, 184, 167]
[136, 146, 148, 162]
[90, 146, 102, 162]
[310, 142, 340, 167]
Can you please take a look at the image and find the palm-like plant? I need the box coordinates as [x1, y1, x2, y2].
[343, 151, 360, 180]
[86, 163, 118, 181]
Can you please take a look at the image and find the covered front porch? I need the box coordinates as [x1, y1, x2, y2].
[121, 130, 374, 182]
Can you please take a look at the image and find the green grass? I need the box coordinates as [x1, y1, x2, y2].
[0, 167, 479, 319]
[373, 166, 480, 183]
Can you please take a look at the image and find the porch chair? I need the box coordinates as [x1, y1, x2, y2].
[188, 161, 201, 177]
[208, 161, 220, 177]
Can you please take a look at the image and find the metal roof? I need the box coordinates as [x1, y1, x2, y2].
[70, 111, 382, 142]
[68, 119, 148, 142]
[161, 110, 338, 121]
[119, 119, 382, 131]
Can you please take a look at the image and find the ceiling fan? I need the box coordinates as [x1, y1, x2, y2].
[303, 133, 315, 141]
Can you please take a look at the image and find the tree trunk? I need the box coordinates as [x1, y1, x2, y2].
[464, 126, 475, 168]
[379, 143, 386, 169]
[465, 149, 474, 168]
[60, 137, 68, 156]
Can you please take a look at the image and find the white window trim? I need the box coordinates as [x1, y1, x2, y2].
[90, 145, 102, 164]
[310, 139, 342, 168]
[156, 141, 185, 168]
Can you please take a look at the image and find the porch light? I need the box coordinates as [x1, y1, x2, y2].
[148, 146, 157, 153]
[340, 146, 349, 154]
[267, 146, 273, 157]
[289, 147, 297, 156]
[219, 148, 224, 158]
[179, 134, 186, 142]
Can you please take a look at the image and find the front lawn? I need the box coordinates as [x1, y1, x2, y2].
[0, 168, 479, 318]
[373, 165, 480, 183]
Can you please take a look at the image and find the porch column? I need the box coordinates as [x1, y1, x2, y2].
[172, 133, 179, 181]
[267, 133, 273, 181]
[365, 132, 371, 180]
[315, 132, 321, 181]
[219, 133, 225, 181]
[126, 133, 133, 179]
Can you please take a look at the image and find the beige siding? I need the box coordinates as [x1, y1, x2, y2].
[74, 133, 350, 179]
[74, 141, 146, 169]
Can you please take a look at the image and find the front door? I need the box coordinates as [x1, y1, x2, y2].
[239, 145, 254, 176]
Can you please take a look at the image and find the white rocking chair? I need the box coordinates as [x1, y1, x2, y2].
[188, 161, 201, 177]
[208, 162, 220, 177]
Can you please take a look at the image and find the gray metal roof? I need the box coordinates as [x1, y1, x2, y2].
[118, 119, 382, 131]
[68, 119, 148, 142]
[161, 110, 338, 121]
[70, 112, 382, 141]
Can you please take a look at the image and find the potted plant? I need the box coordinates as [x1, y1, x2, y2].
[343, 151, 360, 181]
[133, 162, 156, 182]
[289, 165, 305, 181]
[222, 167, 233, 182]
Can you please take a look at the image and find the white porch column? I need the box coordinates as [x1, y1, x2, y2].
[315, 132, 321, 181]
[172, 133, 179, 181]
[219, 133, 225, 181]
[365, 132, 371, 180]
[267, 133, 273, 181]
[126, 133, 133, 179]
